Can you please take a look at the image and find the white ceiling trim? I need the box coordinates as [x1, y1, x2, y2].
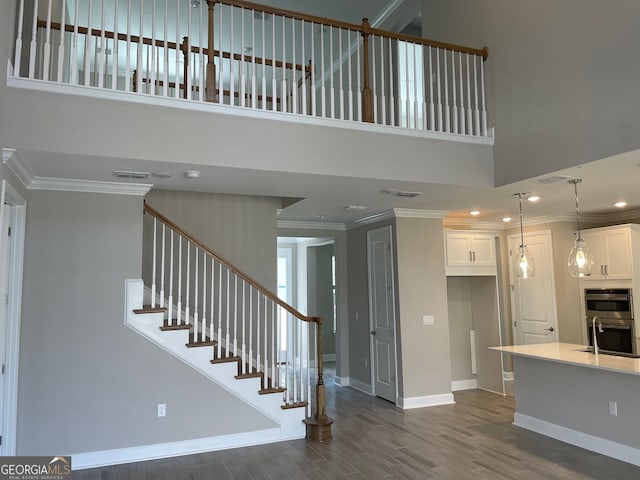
[443, 217, 508, 230]
[28, 177, 153, 196]
[2, 148, 34, 188]
[354, 208, 449, 226]
[278, 220, 347, 231]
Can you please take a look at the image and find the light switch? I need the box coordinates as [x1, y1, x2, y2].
[423, 315, 434, 325]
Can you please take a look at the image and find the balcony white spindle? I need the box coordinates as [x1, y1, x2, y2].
[444, 49, 450, 133]
[217, 264, 222, 358]
[125, 0, 131, 91]
[292, 316, 297, 403]
[280, 17, 287, 113]
[201, 251, 207, 342]
[451, 51, 458, 134]
[251, 10, 257, 109]
[229, 7, 235, 106]
[320, 25, 326, 118]
[329, 26, 334, 119]
[218, 4, 224, 104]
[459, 52, 466, 135]
[338, 28, 344, 120]
[209, 258, 215, 340]
[162, 0, 168, 96]
[427, 46, 434, 130]
[14, 0, 25, 76]
[42, 0, 52, 81]
[241, 280, 246, 373]
[271, 14, 276, 111]
[186, 1, 192, 100]
[261, 12, 267, 110]
[111, 0, 119, 90]
[149, 0, 157, 95]
[436, 47, 442, 131]
[263, 296, 268, 378]
[249, 288, 253, 372]
[55, 0, 66, 82]
[356, 27, 361, 122]
[474, 55, 480, 136]
[239, 7, 245, 107]
[159, 224, 165, 308]
[177, 236, 182, 324]
[413, 43, 419, 129]
[291, 19, 297, 114]
[198, 0, 204, 101]
[136, 0, 143, 93]
[97, 0, 106, 88]
[173, 0, 180, 98]
[379, 36, 385, 125]
[404, 42, 410, 128]
[256, 294, 261, 373]
[225, 269, 230, 355]
[233, 275, 238, 356]
[28, 0, 39, 79]
[168, 229, 174, 325]
[388, 37, 394, 126]
[284, 312, 289, 402]
[347, 29, 352, 120]
[272, 302, 277, 388]
[481, 57, 487, 136]
[466, 53, 473, 135]
[185, 242, 191, 326]
[301, 20, 307, 116]
[371, 34, 377, 124]
[151, 218, 157, 307]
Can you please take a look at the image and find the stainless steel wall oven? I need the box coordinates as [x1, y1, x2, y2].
[585, 288, 635, 355]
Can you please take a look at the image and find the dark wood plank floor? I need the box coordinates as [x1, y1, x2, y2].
[74, 365, 640, 479]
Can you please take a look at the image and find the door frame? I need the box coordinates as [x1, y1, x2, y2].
[508, 229, 559, 344]
[0, 180, 26, 455]
[367, 225, 398, 403]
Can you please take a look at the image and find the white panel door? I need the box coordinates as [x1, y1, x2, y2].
[367, 226, 397, 403]
[0, 206, 11, 438]
[509, 231, 558, 344]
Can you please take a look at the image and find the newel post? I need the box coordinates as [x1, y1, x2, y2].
[360, 18, 373, 123]
[205, 1, 217, 102]
[304, 316, 334, 441]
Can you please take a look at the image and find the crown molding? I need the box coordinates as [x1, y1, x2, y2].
[354, 208, 449, 227]
[277, 220, 347, 231]
[2, 148, 34, 188]
[443, 217, 507, 230]
[29, 177, 153, 196]
[580, 210, 640, 224]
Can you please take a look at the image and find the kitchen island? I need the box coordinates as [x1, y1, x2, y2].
[492, 342, 640, 466]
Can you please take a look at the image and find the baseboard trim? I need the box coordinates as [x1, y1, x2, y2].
[398, 393, 455, 410]
[334, 375, 349, 387]
[451, 379, 478, 391]
[503, 371, 514, 381]
[514, 413, 640, 467]
[71, 427, 291, 470]
[348, 377, 373, 395]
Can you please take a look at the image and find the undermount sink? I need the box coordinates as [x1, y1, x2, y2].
[579, 347, 640, 359]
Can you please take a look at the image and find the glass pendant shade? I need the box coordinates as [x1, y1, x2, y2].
[514, 245, 535, 278]
[568, 237, 593, 277]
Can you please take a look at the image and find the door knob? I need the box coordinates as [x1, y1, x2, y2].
[544, 326, 554, 332]
[370, 330, 377, 335]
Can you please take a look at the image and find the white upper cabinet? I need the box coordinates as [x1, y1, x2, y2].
[445, 231, 497, 276]
[581, 225, 635, 280]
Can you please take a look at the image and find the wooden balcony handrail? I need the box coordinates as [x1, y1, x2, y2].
[143, 202, 320, 325]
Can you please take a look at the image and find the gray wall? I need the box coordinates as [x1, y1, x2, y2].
[422, 0, 640, 185]
[0, 0, 17, 145]
[447, 277, 474, 382]
[17, 190, 275, 455]
[307, 243, 336, 357]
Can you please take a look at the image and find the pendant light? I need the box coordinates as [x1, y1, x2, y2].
[513, 193, 535, 279]
[568, 179, 593, 277]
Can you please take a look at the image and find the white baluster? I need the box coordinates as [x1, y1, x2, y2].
[371, 34, 377, 124]
[136, 0, 143, 92]
[451, 50, 458, 134]
[201, 251, 206, 342]
[291, 19, 297, 114]
[436, 47, 442, 131]
[480, 56, 487, 136]
[346, 28, 352, 121]
[209, 258, 215, 340]
[185, 0, 192, 100]
[271, 14, 276, 111]
[320, 25, 326, 118]
[217, 263, 222, 358]
[249, 288, 253, 372]
[283, 310, 288, 402]
[261, 12, 267, 110]
[292, 315, 297, 403]
[151, 217, 157, 307]
[280, 17, 286, 113]
[251, 10, 257, 109]
[14, 0, 25, 76]
[356, 29, 361, 122]
[428, 46, 434, 130]
[263, 296, 268, 380]
[256, 294, 261, 373]
[193, 249, 199, 342]
[229, 7, 235, 106]
[97, 0, 106, 88]
[459, 52, 465, 135]
[125, 0, 131, 91]
[70, 0, 79, 85]
[338, 27, 344, 120]
[218, 4, 224, 104]
[241, 280, 246, 373]
[177, 236, 182, 325]
[271, 301, 276, 388]
[42, 0, 52, 81]
[174, 0, 180, 98]
[239, 7, 245, 107]
[233, 275, 238, 356]
[198, 0, 204, 101]
[466, 53, 473, 135]
[413, 42, 419, 129]
[111, 0, 119, 90]
[28, 0, 39, 79]
[225, 269, 230, 355]
[149, 0, 157, 95]
[301, 20, 307, 116]
[185, 241, 191, 326]
[329, 26, 334, 119]
[379, 36, 385, 125]
[444, 49, 450, 133]
[404, 42, 410, 128]
[388, 37, 394, 126]
[162, 0, 168, 96]
[474, 55, 480, 136]
[168, 229, 174, 326]
[159, 223, 165, 308]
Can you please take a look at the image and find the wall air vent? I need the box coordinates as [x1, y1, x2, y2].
[113, 170, 150, 179]
[535, 175, 571, 184]
[382, 189, 423, 198]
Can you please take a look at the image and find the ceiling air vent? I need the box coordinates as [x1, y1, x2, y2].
[535, 175, 571, 185]
[113, 170, 150, 179]
[382, 189, 423, 198]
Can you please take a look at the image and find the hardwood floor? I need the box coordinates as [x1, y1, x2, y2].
[74, 364, 640, 479]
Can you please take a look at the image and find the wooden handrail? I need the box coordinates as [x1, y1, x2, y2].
[143, 202, 319, 325]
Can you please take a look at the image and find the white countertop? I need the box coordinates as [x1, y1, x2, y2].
[491, 342, 640, 376]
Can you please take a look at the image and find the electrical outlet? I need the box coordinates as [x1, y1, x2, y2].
[158, 403, 166, 417]
[423, 315, 434, 325]
[608, 401, 618, 416]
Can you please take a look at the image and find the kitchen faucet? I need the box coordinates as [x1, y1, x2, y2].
[592, 315, 602, 356]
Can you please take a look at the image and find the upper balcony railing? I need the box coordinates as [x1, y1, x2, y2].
[13, 0, 490, 137]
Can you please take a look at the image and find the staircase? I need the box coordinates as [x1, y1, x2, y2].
[125, 203, 332, 447]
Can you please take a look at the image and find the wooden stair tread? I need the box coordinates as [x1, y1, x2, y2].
[186, 340, 217, 348]
[281, 401, 308, 410]
[134, 306, 167, 314]
[259, 387, 286, 395]
[235, 372, 263, 380]
[210, 356, 241, 365]
[160, 323, 191, 331]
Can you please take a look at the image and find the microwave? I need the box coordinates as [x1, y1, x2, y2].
[585, 288, 633, 320]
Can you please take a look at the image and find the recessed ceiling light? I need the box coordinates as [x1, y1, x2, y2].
[614, 201, 627, 208]
[502, 217, 512, 223]
[185, 170, 200, 178]
[343, 205, 367, 211]
[470, 210, 480, 216]
[315, 214, 328, 219]
[528, 195, 540, 202]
